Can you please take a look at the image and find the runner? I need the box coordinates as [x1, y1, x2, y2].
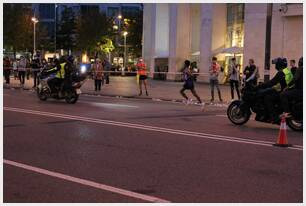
[136, 57, 149, 96]
[180, 60, 205, 110]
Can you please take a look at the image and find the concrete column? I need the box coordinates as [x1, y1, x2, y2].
[199, 4, 213, 82]
[142, 4, 156, 77]
[168, 4, 191, 81]
[243, 4, 268, 82]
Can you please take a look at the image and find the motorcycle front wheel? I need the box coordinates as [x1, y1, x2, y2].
[37, 87, 48, 101]
[65, 91, 79, 104]
[227, 100, 251, 125]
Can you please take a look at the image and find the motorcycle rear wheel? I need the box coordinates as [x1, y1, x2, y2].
[227, 100, 251, 125]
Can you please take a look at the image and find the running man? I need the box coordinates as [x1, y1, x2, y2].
[136, 57, 149, 96]
[180, 60, 205, 110]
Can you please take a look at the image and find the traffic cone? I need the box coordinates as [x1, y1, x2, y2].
[273, 115, 292, 147]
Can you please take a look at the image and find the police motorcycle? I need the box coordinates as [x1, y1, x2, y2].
[37, 60, 89, 104]
[227, 59, 302, 131]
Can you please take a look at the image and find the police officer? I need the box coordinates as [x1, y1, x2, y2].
[280, 57, 303, 117]
[256, 57, 293, 123]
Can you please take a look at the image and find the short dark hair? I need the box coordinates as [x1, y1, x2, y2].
[212, 57, 217, 61]
[184, 60, 190, 67]
[231, 57, 236, 61]
[290, 59, 295, 64]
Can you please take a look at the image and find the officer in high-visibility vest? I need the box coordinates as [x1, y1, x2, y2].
[47, 56, 67, 94]
[256, 57, 293, 123]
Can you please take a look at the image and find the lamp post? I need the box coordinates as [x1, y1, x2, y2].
[123, 31, 128, 76]
[55, 4, 58, 55]
[31, 17, 39, 57]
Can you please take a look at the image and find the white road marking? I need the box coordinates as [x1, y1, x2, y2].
[4, 159, 170, 203]
[79, 101, 139, 108]
[4, 107, 302, 151]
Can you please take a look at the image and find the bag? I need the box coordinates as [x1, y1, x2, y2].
[255, 67, 260, 79]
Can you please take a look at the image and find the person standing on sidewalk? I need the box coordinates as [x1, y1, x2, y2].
[31, 58, 41, 88]
[209, 57, 223, 102]
[180, 60, 205, 109]
[3, 57, 11, 84]
[93, 59, 104, 91]
[136, 57, 149, 96]
[13, 59, 18, 80]
[243, 58, 259, 86]
[228, 57, 240, 100]
[103, 59, 111, 84]
[289, 59, 298, 76]
[18, 56, 27, 88]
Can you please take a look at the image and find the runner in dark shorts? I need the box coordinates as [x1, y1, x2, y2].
[180, 60, 205, 110]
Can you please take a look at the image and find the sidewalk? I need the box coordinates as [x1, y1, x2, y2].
[4, 76, 234, 103]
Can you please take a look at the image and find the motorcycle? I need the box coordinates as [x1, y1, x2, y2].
[36, 64, 88, 104]
[227, 80, 303, 131]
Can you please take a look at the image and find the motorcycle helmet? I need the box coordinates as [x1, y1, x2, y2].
[298, 57, 303, 68]
[272, 57, 287, 71]
[67, 55, 74, 64]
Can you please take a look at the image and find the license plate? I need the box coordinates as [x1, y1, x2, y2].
[76, 89, 82, 94]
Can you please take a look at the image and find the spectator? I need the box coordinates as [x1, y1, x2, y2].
[18, 56, 27, 88]
[93, 59, 104, 91]
[228, 57, 240, 100]
[191, 61, 199, 82]
[289, 59, 297, 76]
[243, 59, 259, 86]
[136, 57, 149, 96]
[12, 59, 18, 80]
[103, 59, 111, 84]
[26, 57, 31, 80]
[31, 58, 41, 88]
[3, 57, 11, 84]
[209, 57, 223, 102]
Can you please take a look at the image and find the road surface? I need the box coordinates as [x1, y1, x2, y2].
[3, 88, 303, 203]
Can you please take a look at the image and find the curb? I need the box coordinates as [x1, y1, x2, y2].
[4, 85, 229, 107]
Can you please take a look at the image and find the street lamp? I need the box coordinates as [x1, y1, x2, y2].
[31, 17, 39, 57]
[55, 4, 58, 54]
[123, 31, 128, 75]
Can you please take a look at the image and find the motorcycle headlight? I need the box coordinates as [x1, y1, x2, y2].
[80, 65, 87, 74]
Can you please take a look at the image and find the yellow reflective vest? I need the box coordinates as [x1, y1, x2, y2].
[273, 67, 294, 92]
[55, 63, 66, 79]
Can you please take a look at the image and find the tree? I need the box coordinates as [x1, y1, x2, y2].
[76, 9, 112, 55]
[125, 8, 143, 58]
[3, 4, 33, 57]
[57, 6, 77, 52]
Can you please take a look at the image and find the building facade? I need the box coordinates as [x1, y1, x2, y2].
[142, 3, 303, 83]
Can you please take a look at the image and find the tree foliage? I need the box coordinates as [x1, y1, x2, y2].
[57, 6, 77, 52]
[76, 9, 112, 54]
[3, 4, 33, 54]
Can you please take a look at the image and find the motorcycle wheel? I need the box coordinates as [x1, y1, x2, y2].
[65, 91, 79, 104]
[287, 117, 303, 132]
[37, 87, 48, 101]
[227, 100, 250, 125]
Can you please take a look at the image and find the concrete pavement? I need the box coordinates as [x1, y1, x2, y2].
[4, 75, 234, 103]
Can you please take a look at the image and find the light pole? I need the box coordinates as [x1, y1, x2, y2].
[31, 17, 39, 57]
[123, 31, 128, 76]
[55, 4, 58, 55]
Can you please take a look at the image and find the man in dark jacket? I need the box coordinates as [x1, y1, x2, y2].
[256, 57, 289, 123]
[280, 57, 303, 117]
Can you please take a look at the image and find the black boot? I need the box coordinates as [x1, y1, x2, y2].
[210, 91, 214, 102]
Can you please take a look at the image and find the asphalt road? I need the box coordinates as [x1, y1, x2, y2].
[3, 88, 303, 203]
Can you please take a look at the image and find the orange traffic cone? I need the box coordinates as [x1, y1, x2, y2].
[273, 115, 292, 147]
